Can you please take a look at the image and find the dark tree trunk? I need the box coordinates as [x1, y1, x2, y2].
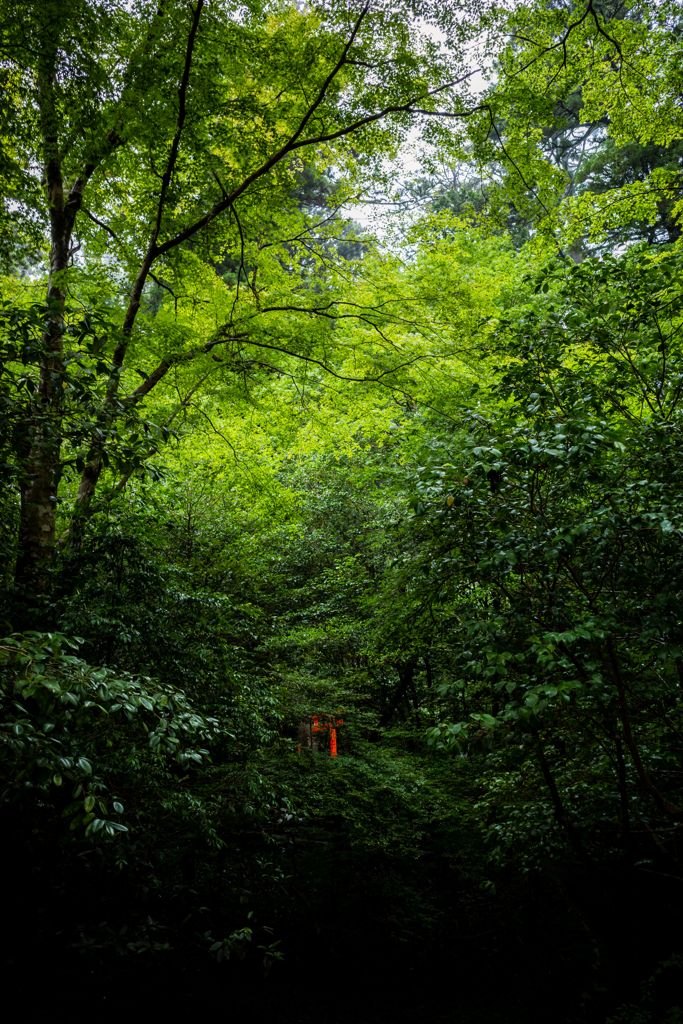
[15, 60, 69, 593]
[614, 731, 631, 851]
[379, 663, 416, 728]
[15, 21, 122, 579]
[538, 749, 588, 859]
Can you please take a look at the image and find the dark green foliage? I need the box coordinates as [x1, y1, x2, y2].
[574, 138, 683, 246]
[412, 247, 683, 874]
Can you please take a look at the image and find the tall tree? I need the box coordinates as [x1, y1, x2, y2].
[1, 0, 482, 592]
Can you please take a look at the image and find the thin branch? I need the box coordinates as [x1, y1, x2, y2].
[150, 0, 205, 252]
[98, 372, 214, 503]
[126, 332, 248, 403]
[211, 167, 228, 199]
[257, 203, 347, 250]
[187, 402, 241, 463]
[148, 271, 181, 301]
[82, 206, 121, 244]
[232, 334, 429, 384]
[486, 109, 565, 257]
[285, 1, 371, 151]
[228, 200, 253, 325]
[607, 638, 683, 819]
[64, 128, 123, 234]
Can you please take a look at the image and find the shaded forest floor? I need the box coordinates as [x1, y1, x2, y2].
[6, 835, 683, 1024]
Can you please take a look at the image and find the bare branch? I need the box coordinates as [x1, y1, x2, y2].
[148, 271, 181, 301]
[82, 206, 122, 245]
[96, 371, 214, 504]
[510, 0, 631, 82]
[65, 128, 123, 234]
[112, 0, 205, 363]
[485, 108, 566, 258]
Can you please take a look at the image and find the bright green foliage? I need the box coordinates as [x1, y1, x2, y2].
[573, 137, 683, 247]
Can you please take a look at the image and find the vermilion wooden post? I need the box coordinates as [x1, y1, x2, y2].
[330, 728, 337, 757]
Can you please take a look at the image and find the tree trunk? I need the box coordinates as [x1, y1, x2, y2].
[15, 23, 122, 579]
[68, 0, 205, 543]
[606, 639, 682, 819]
[379, 663, 416, 728]
[538, 749, 588, 859]
[15, 61, 69, 594]
[614, 730, 631, 852]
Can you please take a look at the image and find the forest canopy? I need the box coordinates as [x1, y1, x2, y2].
[2, 1, 683, 1021]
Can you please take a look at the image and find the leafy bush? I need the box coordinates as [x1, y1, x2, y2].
[0, 631, 215, 838]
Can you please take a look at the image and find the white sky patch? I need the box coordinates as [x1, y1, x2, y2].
[342, 16, 490, 237]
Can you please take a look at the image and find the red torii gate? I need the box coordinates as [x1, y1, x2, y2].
[298, 712, 344, 757]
